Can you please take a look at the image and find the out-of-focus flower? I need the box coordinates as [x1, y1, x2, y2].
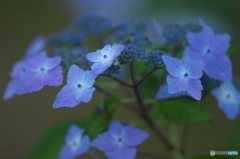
[91, 121, 149, 159]
[184, 21, 232, 82]
[53, 64, 96, 108]
[86, 44, 124, 75]
[59, 125, 90, 159]
[211, 82, 240, 120]
[25, 36, 46, 56]
[162, 55, 204, 100]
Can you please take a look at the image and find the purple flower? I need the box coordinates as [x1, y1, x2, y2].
[53, 64, 96, 108]
[211, 82, 240, 119]
[3, 52, 62, 99]
[86, 44, 124, 75]
[162, 55, 204, 100]
[183, 22, 232, 82]
[155, 83, 189, 100]
[91, 121, 149, 159]
[17, 51, 63, 95]
[25, 36, 46, 56]
[59, 125, 90, 159]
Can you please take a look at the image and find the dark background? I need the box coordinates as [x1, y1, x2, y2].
[0, 0, 240, 159]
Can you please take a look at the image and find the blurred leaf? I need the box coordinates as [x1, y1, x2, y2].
[28, 119, 86, 159]
[227, 40, 240, 57]
[227, 130, 240, 159]
[190, 155, 228, 159]
[86, 98, 121, 139]
[151, 97, 212, 125]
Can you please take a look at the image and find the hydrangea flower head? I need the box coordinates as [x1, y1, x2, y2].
[211, 82, 240, 119]
[91, 121, 149, 159]
[86, 44, 124, 75]
[184, 21, 232, 81]
[25, 36, 46, 56]
[17, 51, 63, 95]
[162, 55, 204, 100]
[59, 125, 90, 159]
[53, 64, 96, 108]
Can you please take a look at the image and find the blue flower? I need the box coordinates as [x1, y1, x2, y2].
[59, 125, 90, 159]
[155, 83, 189, 100]
[162, 55, 204, 100]
[86, 44, 124, 75]
[17, 52, 63, 95]
[91, 121, 149, 159]
[211, 82, 240, 119]
[3, 52, 63, 99]
[183, 22, 232, 82]
[53, 64, 96, 108]
[25, 36, 46, 56]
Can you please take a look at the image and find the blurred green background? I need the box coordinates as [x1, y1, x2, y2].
[0, 0, 240, 159]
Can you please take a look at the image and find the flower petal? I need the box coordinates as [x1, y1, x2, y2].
[183, 57, 204, 79]
[210, 34, 230, 55]
[53, 85, 80, 108]
[108, 44, 124, 60]
[3, 79, 18, 100]
[45, 57, 61, 70]
[162, 55, 183, 77]
[91, 60, 113, 75]
[204, 55, 232, 82]
[109, 121, 124, 137]
[167, 75, 189, 94]
[91, 132, 116, 151]
[76, 87, 95, 103]
[105, 146, 137, 159]
[122, 126, 149, 147]
[41, 66, 63, 86]
[67, 65, 85, 86]
[187, 79, 203, 100]
[86, 50, 104, 62]
[59, 145, 75, 159]
[83, 70, 97, 88]
[219, 101, 239, 120]
[65, 125, 84, 144]
[76, 135, 90, 156]
[101, 44, 111, 56]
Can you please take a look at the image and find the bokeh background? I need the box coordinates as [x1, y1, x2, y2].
[0, 0, 240, 159]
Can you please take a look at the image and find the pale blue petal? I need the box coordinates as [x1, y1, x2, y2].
[219, 101, 239, 120]
[83, 70, 97, 88]
[204, 55, 232, 82]
[101, 44, 111, 56]
[76, 87, 95, 103]
[91, 60, 113, 75]
[45, 57, 61, 70]
[41, 66, 63, 86]
[67, 65, 85, 86]
[183, 47, 208, 63]
[109, 121, 124, 137]
[183, 57, 204, 79]
[53, 85, 80, 108]
[10, 60, 28, 78]
[86, 51, 103, 62]
[167, 75, 189, 93]
[26, 36, 46, 56]
[122, 126, 149, 147]
[211, 87, 222, 101]
[108, 44, 124, 60]
[187, 79, 203, 100]
[105, 146, 137, 159]
[210, 34, 230, 55]
[76, 135, 90, 156]
[162, 55, 183, 77]
[65, 125, 84, 144]
[25, 51, 48, 71]
[3, 79, 18, 100]
[59, 145, 75, 159]
[91, 132, 116, 151]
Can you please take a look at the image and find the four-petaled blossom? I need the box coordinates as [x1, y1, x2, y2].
[91, 121, 149, 159]
[59, 125, 90, 159]
[211, 82, 240, 120]
[53, 64, 97, 108]
[162, 55, 204, 100]
[183, 22, 232, 82]
[25, 36, 46, 56]
[86, 44, 124, 75]
[3, 51, 63, 99]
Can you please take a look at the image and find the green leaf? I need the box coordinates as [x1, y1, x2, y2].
[151, 97, 212, 125]
[86, 98, 121, 139]
[28, 119, 86, 159]
[227, 130, 240, 159]
[190, 155, 228, 159]
[227, 40, 239, 57]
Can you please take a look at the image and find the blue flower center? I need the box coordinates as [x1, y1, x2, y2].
[40, 67, 45, 72]
[206, 49, 211, 54]
[77, 84, 82, 88]
[72, 141, 78, 147]
[226, 94, 231, 99]
[22, 68, 27, 72]
[103, 55, 108, 59]
[118, 138, 122, 143]
[184, 73, 189, 78]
